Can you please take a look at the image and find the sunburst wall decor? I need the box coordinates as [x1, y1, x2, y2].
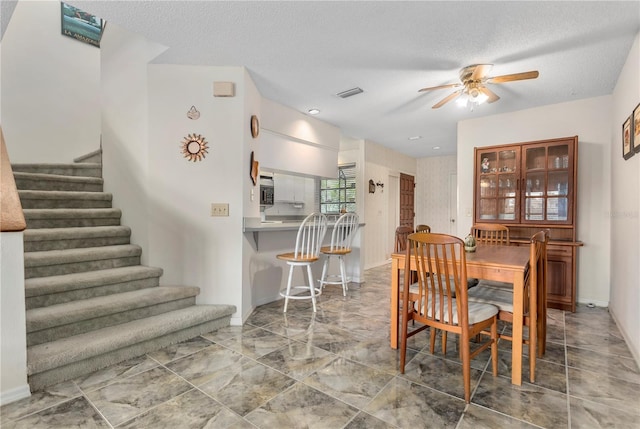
[180, 133, 209, 162]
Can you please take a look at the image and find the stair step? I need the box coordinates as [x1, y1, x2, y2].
[74, 150, 102, 164]
[25, 266, 163, 309]
[27, 304, 236, 391]
[14, 172, 103, 192]
[19, 190, 113, 209]
[24, 226, 130, 252]
[25, 245, 141, 279]
[27, 286, 201, 345]
[12, 163, 102, 178]
[23, 208, 121, 229]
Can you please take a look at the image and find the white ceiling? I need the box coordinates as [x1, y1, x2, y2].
[51, 2, 640, 157]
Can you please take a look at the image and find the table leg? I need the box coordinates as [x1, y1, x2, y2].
[390, 258, 399, 349]
[511, 272, 524, 386]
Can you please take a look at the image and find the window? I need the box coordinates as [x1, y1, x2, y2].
[320, 164, 356, 214]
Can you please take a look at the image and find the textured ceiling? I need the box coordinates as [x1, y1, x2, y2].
[67, 1, 640, 157]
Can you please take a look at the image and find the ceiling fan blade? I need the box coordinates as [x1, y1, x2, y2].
[487, 70, 539, 84]
[418, 83, 462, 92]
[432, 89, 463, 109]
[470, 64, 493, 81]
[479, 86, 500, 103]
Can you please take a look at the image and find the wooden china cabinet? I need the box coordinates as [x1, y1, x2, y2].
[473, 136, 582, 311]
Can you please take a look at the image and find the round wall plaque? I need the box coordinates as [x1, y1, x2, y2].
[250, 115, 260, 138]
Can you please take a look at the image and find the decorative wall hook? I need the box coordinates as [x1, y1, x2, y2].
[368, 179, 376, 194]
[187, 106, 200, 120]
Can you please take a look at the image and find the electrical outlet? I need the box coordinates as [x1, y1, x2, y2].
[211, 203, 229, 217]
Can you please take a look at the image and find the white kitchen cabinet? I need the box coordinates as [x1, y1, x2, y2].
[274, 173, 306, 203]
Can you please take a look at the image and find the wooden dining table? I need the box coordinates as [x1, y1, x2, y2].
[390, 244, 531, 386]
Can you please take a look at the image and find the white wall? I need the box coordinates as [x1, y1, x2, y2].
[364, 140, 417, 268]
[259, 98, 339, 179]
[458, 96, 612, 307]
[100, 22, 166, 262]
[416, 155, 457, 234]
[2, 0, 100, 162]
[0, 232, 29, 405]
[610, 32, 640, 364]
[146, 64, 246, 324]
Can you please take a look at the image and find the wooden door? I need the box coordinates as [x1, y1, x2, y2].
[399, 173, 415, 228]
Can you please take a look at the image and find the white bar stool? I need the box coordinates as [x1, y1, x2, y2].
[277, 213, 328, 312]
[319, 212, 359, 296]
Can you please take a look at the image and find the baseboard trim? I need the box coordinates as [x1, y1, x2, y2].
[0, 384, 31, 406]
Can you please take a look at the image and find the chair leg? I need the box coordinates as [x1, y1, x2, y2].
[320, 256, 329, 292]
[442, 331, 448, 356]
[339, 255, 348, 296]
[529, 305, 537, 383]
[429, 327, 437, 354]
[400, 301, 411, 373]
[306, 264, 317, 312]
[491, 317, 498, 376]
[283, 264, 294, 313]
[461, 330, 471, 404]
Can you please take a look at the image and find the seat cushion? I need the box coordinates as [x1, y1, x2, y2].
[416, 296, 498, 325]
[467, 285, 514, 313]
[476, 279, 512, 290]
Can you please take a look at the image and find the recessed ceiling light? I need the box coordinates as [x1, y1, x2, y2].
[408, 135, 422, 141]
[432, 146, 441, 150]
[308, 108, 320, 115]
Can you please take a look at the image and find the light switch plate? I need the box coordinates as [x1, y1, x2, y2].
[211, 203, 229, 217]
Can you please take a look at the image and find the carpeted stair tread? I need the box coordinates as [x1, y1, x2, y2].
[24, 245, 142, 279]
[14, 171, 103, 184]
[27, 286, 201, 332]
[25, 244, 141, 267]
[19, 190, 113, 209]
[27, 304, 237, 375]
[12, 163, 102, 178]
[24, 226, 131, 251]
[25, 266, 163, 298]
[23, 208, 122, 229]
[23, 208, 121, 219]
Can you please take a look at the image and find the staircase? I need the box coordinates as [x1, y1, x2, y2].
[13, 151, 235, 391]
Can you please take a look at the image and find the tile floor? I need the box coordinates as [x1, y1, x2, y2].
[2, 264, 639, 428]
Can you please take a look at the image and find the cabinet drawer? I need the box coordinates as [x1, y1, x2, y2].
[547, 245, 572, 256]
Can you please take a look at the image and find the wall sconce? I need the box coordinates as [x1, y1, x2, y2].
[368, 179, 376, 194]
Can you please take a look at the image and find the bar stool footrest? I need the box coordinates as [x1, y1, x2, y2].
[280, 286, 322, 300]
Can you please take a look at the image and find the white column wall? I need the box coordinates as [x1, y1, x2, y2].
[147, 65, 245, 324]
[0, 232, 29, 405]
[610, 32, 640, 364]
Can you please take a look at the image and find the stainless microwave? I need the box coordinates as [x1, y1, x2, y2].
[259, 176, 274, 206]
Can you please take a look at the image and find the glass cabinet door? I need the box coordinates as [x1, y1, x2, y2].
[522, 141, 573, 223]
[476, 147, 520, 222]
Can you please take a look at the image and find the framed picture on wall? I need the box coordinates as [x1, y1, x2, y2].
[622, 115, 633, 160]
[633, 103, 640, 153]
[61, 3, 105, 48]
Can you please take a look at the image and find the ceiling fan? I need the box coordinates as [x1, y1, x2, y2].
[418, 64, 539, 109]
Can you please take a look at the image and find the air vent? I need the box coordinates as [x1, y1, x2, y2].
[336, 87, 364, 98]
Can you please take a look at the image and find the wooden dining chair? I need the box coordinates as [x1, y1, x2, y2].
[399, 232, 499, 403]
[394, 225, 414, 252]
[277, 213, 328, 312]
[415, 224, 431, 233]
[470, 223, 511, 290]
[319, 212, 359, 296]
[471, 223, 510, 246]
[466, 230, 548, 382]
